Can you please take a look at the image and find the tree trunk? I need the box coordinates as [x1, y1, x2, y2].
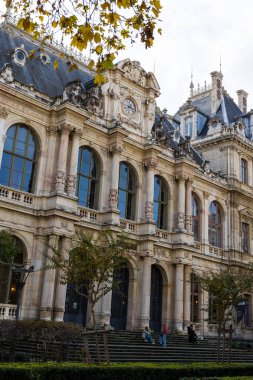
[222, 329, 226, 362]
[91, 302, 96, 329]
[217, 328, 221, 363]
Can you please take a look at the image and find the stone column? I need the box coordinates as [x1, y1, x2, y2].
[144, 158, 157, 220]
[55, 124, 71, 193]
[185, 179, 193, 233]
[174, 262, 184, 331]
[177, 176, 186, 230]
[67, 129, 82, 197]
[95, 288, 112, 328]
[248, 159, 252, 186]
[108, 143, 122, 209]
[140, 256, 151, 328]
[0, 107, 8, 168]
[53, 237, 70, 321]
[203, 191, 210, 244]
[183, 265, 191, 330]
[40, 235, 59, 320]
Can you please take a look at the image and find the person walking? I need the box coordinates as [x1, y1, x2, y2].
[159, 323, 169, 348]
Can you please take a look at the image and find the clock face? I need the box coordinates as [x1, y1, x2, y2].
[123, 98, 136, 115]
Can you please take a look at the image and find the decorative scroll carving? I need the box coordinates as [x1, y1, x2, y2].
[145, 201, 154, 220]
[177, 211, 185, 229]
[67, 174, 77, 196]
[143, 158, 158, 169]
[121, 60, 146, 86]
[55, 79, 103, 115]
[0, 64, 14, 83]
[109, 143, 123, 154]
[0, 106, 8, 119]
[55, 170, 66, 191]
[108, 189, 118, 208]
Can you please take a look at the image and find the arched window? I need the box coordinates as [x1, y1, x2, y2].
[192, 195, 200, 241]
[0, 236, 24, 305]
[0, 124, 37, 192]
[154, 176, 167, 229]
[241, 159, 248, 184]
[190, 274, 200, 323]
[208, 201, 222, 248]
[118, 162, 136, 220]
[76, 147, 99, 209]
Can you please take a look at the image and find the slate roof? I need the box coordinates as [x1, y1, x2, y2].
[191, 95, 211, 116]
[0, 27, 93, 98]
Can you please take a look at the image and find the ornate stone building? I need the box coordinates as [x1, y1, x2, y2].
[0, 21, 253, 337]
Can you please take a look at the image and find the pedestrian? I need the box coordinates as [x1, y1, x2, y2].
[159, 323, 169, 348]
[142, 326, 155, 344]
[187, 324, 193, 342]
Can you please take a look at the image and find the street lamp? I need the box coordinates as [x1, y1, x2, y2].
[12, 265, 34, 320]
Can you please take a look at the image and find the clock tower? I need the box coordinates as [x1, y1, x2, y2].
[101, 59, 160, 139]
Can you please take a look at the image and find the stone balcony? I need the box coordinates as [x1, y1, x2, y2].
[0, 303, 17, 320]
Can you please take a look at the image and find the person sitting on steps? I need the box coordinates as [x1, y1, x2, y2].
[142, 326, 155, 344]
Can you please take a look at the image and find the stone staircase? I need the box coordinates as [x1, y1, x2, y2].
[1, 330, 252, 363]
[87, 331, 253, 363]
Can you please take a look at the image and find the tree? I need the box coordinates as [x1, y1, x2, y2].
[0, 230, 18, 266]
[48, 229, 131, 328]
[194, 265, 253, 362]
[3, 0, 162, 84]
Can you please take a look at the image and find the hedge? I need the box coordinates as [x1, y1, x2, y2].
[0, 362, 253, 380]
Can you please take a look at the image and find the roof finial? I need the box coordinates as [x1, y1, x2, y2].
[190, 67, 194, 96]
[219, 55, 222, 73]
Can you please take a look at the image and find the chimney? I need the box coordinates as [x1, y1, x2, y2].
[210, 71, 223, 114]
[237, 89, 248, 113]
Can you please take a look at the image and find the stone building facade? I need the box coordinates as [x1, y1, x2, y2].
[0, 21, 253, 337]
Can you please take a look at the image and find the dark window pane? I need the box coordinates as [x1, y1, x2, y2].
[89, 179, 96, 209]
[81, 149, 91, 176]
[119, 164, 128, 189]
[118, 189, 126, 218]
[91, 158, 97, 178]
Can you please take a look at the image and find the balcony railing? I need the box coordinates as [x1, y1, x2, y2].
[119, 219, 137, 232]
[155, 229, 169, 240]
[0, 303, 17, 320]
[78, 207, 101, 223]
[0, 185, 34, 206]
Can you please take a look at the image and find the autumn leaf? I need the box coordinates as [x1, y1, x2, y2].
[53, 60, 59, 70]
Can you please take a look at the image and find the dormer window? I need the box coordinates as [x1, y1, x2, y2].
[39, 53, 50, 65]
[184, 116, 193, 137]
[241, 158, 248, 184]
[12, 45, 28, 67]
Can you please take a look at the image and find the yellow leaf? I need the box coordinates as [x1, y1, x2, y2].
[95, 45, 103, 54]
[94, 73, 106, 86]
[53, 60, 59, 70]
[52, 21, 58, 28]
[88, 60, 95, 70]
[17, 18, 24, 29]
[39, 15, 44, 22]
[68, 63, 78, 72]
[94, 33, 101, 43]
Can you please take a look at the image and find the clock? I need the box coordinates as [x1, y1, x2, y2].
[123, 98, 136, 115]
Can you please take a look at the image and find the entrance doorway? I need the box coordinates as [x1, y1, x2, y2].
[64, 284, 87, 325]
[110, 266, 129, 330]
[150, 265, 163, 331]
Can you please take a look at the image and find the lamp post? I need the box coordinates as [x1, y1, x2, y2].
[12, 265, 34, 320]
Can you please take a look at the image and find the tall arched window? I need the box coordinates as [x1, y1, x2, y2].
[118, 162, 136, 220]
[0, 124, 37, 192]
[154, 176, 167, 229]
[241, 158, 248, 184]
[208, 201, 222, 248]
[76, 147, 99, 209]
[0, 236, 24, 305]
[190, 274, 200, 323]
[192, 195, 200, 241]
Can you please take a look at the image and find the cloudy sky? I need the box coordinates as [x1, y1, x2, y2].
[118, 0, 253, 115]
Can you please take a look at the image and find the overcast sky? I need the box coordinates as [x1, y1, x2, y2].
[117, 0, 253, 115]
